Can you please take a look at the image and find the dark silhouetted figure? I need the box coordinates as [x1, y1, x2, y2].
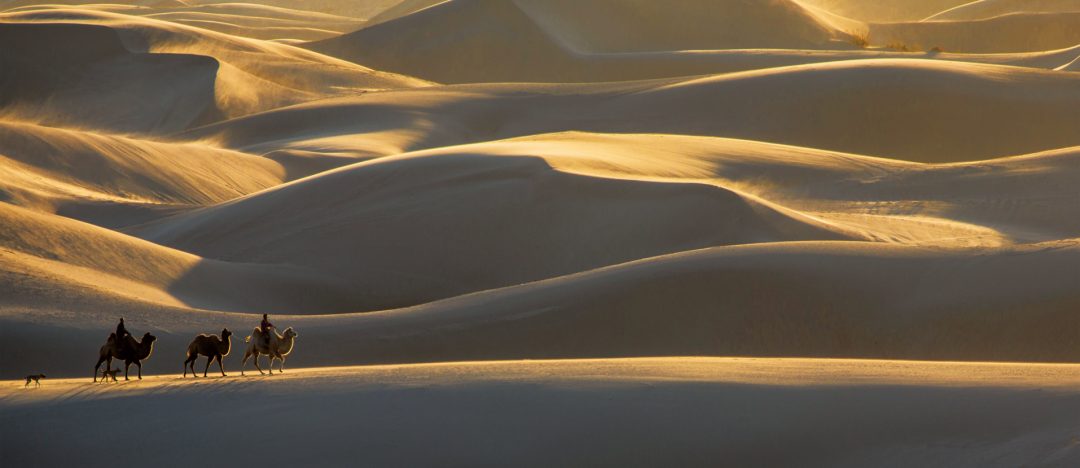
[260, 314, 274, 346]
[115, 318, 130, 353]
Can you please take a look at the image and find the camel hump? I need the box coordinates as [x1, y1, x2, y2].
[107, 332, 117, 342]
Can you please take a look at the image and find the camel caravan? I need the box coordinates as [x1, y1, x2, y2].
[92, 315, 297, 382]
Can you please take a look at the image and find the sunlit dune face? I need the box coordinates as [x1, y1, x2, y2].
[0, 1, 1078, 464]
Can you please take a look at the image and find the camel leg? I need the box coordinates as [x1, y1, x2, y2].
[242, 349, 255, 376]
[254, 353, 265, 375]
[217, 354, 227, 377]
[184, 355, 194, 378]
[124, 361, 131, 381]
[136, 361, 143, 380]
[203, 355, 212, 377]
[94, 356, 107, 382]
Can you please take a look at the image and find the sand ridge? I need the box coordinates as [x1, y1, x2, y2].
[0, 8, 430, 133]
[926, 0, 1080, 22]
[3, 359, 1077, 467]
[1, 2, 1078, 464]
[172, 60, 1080, 164]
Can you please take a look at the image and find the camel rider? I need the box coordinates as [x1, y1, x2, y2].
[260, 314, 274, 346]
[115, 317, 130, 352]
[116, 318, 130, 340]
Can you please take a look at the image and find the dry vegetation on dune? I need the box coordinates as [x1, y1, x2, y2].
[2, 0, 1079, 464]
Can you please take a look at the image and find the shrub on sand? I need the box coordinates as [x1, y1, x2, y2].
[846, 30, 872, 48]
[887, 39, 922, 53]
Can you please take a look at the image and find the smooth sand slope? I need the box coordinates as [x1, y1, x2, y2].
[2, 2, 1074, 465]
[309, 0, 1078, 84]
[927, 0, 1080, 21]
[308, 0, 851, 83]
[2, 130, 1074, 375]
[124, 137, 866, 311]
[0, 121, 289, 227]
[869, 12, 1080, 54]
[198, 0, 395, 19]
[0, 202, 364, 315]
[3, 238, 1077, 380]
[305, 0, 872, 84]
[6, 3, 368, 40]
[797, 0, 973, 22]
[3, 359, 1078, 468]
[0, 9, 428, 134]
[175, 60, 1080, 164]
[127, 134, 1080, 310]
[361, 0, 858, 52]
[1060, 53, 1080, 69]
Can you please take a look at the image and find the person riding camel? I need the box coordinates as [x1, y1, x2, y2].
[115, 317, 130, 352]
[260, 314, 274, 346]
[116, 318, 129, 340]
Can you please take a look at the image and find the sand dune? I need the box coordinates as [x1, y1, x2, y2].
[0, 10, 428, 133]
[199, 0, 394, 19]
[3, 359, 1078, 467]
[2, 238, 1076, 382]
[306, 0, 868, 83]
[363, 0, 443, 27]
[126, 133, 1078, 311]
[175, 60, 1080, 164]
[926, 0, 1080, 22]
[1060, 53, 1080, 70]
[0, 8, 429, 102]
[797, 0, 973, 22]
[143, 238, 1080, 365]
[0, 202, 363, 315]
[3, 0, 1074, 464]
[870, 12, 1080, 53]
[306, 0, 1080, 83]
[4, 3, 369, 40]
[363, 0, 858, 51]
[0, 21, 324, 134]
[0, 121, 309, 227]
[4, 2, 364, 25]
[511, 0, 856, 53]
[124, 138, 863, 311]
[145, 18, 344, 41]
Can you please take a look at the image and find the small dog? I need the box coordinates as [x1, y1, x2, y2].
[24, 374, 45, 388]
[100, 369, 120, 383]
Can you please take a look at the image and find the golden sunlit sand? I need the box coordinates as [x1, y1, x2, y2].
[1, 0, 1078, 466]
[3, 359, 1079, 466]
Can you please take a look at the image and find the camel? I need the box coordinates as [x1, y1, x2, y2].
[183, 328, 233, 378]
[94, 331, 156, 382]
[241, 327, 297, 376]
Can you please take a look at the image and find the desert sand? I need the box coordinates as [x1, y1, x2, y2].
[1, 0, 1078, 465]
[3, 359, 1079, 467]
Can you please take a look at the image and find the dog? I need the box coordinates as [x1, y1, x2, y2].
[100, 369, 120, 383]
[24, 374, 45, 388]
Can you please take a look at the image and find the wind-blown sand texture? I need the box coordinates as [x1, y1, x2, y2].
[305, 0, 1080, 83]
[1, 0, 1078, 466]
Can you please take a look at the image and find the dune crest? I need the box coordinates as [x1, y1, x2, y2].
[796, 0, 973, 22]
[0, 121, 294, 227]
[926, 0, 1080, 21]
[174, 60, 1080, 164]
[0, 9, 429, 133]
